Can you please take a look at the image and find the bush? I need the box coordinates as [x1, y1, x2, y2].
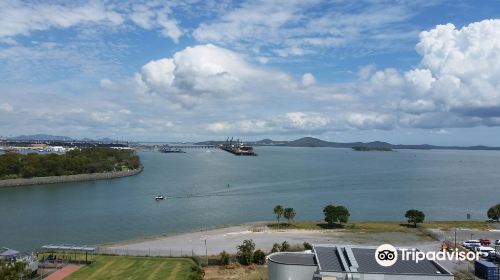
[219, 250, 230, 265]
[270, 243, 281, 253]
[280, 241, 290, 252]
[188, 265, 204, 280]
[303, 242, 312, 250]
[237, 239, 255, 265]
[252, 249, 266, 265]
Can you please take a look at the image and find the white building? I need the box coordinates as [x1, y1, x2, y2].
[268, 244, 454, 280]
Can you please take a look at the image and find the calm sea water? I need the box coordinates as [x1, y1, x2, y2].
[1, 147, 500, 251]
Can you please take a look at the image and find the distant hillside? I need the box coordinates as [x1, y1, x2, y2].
[9, 134, 74, 141]
[7, 134, 122, 143]
[196, 137, 500, 151]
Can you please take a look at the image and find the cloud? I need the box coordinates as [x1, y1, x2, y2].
[0, 1, 123, 38]
[0, 1, 182, 43]
[0, 103, 13, 113]
[123, 44, 295, 108]
[372, 19, 500, 128]
[301, 73, 316, 87]
[192, 1, 429, 57]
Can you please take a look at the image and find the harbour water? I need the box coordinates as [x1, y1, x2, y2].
[1, 146, 500, 251]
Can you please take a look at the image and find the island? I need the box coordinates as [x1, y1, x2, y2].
[352, 146, 392, 151]
[0, 147, 142, 187]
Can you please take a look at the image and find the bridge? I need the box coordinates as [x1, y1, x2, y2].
[168, 145, 219, 149]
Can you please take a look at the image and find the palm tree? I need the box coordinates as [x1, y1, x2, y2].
[273, 205, 284, 228]
[284, 208, 296, 225]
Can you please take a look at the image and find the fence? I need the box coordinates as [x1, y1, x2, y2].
[96, 247, 200, 258]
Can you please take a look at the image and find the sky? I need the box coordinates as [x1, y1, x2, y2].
[0, 0, 500, 145]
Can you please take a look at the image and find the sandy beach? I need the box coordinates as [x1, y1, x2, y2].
[101, 222, 440, 256]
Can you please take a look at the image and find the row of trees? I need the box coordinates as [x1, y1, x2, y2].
[273, 204, 351, 227]
[273, 205, 296, 227]
[0, 148, 140, 179]
[272, 204, 429, 228]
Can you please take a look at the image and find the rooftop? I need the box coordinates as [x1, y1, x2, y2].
[313, 245, 452, 276]
[268, 252, 317, 266]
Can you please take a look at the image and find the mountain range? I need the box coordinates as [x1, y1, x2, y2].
[196, 137, 500, 151]
[7, 134, 120, 143]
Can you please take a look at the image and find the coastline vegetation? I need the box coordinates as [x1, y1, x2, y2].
[0, 148, 140, 179]
[267, 220, 492, 232]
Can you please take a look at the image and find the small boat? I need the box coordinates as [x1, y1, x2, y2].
[155, 195, 165, 200]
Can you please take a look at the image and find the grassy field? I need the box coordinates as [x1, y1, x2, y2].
[65, 255, 197, 280]
[267, 220, 492, 232]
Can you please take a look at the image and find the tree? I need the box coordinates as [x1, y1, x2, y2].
[219, 250, 230, 265]
[405, 209, 425, 227]
[283, 208, 296, 225]
[252, 249, 266, 264]
[487, 204, 500, 222]
[280, 241, 290, 252]
[323, 204, 350, 226]
[236, 239, 255, 265]
[273, 205, 284, 227]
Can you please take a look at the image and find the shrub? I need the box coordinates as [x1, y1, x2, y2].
[280, 241, 290, 252]
[270, 243, 281, 253]
[252, 249, 266, 265]
[237, 239, 255, 265]
[219, 250, 230, 265]
[303, 242, 312, 250]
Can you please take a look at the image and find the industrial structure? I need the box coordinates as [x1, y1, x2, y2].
[268, 244, 453, 280]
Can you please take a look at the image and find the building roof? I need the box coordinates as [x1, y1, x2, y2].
[313, 245, 452, 276]
[41, 244, 96, 252]
[314, 246, 343, 271]
[352, 248, 450, 275]
[0, 247, 19, 257]
[268, 252, 317, 266]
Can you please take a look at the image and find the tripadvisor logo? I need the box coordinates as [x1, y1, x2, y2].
[375, 244, 480, 267]
[375, 244, 398, 267]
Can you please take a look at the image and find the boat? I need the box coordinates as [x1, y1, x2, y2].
[219, 138, 257, 156]
[155, 195, 165, 200]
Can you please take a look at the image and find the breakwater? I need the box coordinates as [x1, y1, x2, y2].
[0, 165, 143, 188]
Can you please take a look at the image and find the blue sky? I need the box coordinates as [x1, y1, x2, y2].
[1, 0, 500, 145]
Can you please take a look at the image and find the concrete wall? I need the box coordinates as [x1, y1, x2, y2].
[0, 165, 143, 188]
[268, 260, 318, 280]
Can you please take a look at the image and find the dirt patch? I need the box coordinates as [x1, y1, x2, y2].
[204, 264, 268, 280]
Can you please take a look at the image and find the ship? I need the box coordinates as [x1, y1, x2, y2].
[159, 145, 186, 153]
[220, 138, 257, 156]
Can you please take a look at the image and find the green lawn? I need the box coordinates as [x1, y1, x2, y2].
[267, 220, 492, 232]
[65, 255, 197, 280]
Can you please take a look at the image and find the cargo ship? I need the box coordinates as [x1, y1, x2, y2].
[220, 138, 257, 156]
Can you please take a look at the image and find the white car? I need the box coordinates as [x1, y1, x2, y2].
[495, 239, 500, 245]
[462, 240, 481, 249]
[475, 246, 495, 258]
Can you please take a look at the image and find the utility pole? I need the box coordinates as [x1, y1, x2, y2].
[454, 228, 457, 249]
[204, 239, 208, 266]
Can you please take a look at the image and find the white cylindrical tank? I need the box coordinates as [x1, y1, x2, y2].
[268, 252, 318, 280]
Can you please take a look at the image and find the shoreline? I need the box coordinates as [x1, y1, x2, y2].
[0, 165, 144, 188]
